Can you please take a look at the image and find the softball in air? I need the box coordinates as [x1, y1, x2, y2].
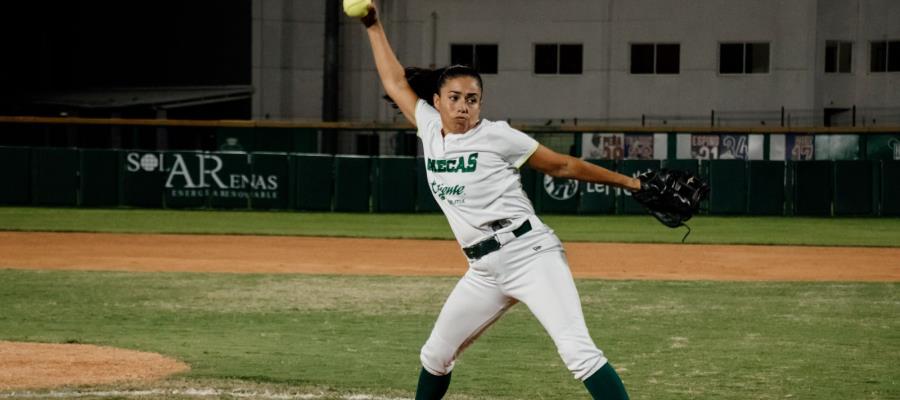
[343, 0, 371, 18]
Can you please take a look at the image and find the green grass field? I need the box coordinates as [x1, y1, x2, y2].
[1, 270, 897, 399]
[1, 207, 899, 399]
[2, 207, 900, 246]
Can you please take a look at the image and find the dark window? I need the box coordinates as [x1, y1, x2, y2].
[720, 42, 769, 74]
[450, 44, 498, 74]
[630, 44, 654, 74]
[534, 43, 583, 75]
[559, 44, 583, 74]
[839, 42, 853, 72]
[826, 41, 853, 73]
[656, 44, 680, 74]
[474, 45, 498, 74]
[745, 43, 769, 73]
[631, 43, 680, 74]
[870, 41, 887, 72]
[720, 43, 744, 73]
[825, 42, 838, 73]
[450, 44, 474, 68]
[889, 41, 900, 72]
[535, 44, 559, 74]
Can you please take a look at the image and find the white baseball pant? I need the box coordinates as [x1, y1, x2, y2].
[420, 219, 608, 381]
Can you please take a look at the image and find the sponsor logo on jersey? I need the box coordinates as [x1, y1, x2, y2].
[430, 180, 466, 203]
[426, 153, 479, 173]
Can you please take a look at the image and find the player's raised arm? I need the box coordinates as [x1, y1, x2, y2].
[348, 1, 419, 126]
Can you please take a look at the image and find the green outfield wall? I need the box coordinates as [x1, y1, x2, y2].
[2, 146, 899, 216]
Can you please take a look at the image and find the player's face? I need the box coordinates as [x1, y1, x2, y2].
[433, 76, 482, 134]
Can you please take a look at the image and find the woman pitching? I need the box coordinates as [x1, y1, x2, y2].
[355, 3, 636, 399]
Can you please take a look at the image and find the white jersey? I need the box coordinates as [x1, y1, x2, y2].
[415, 99, 539, 247]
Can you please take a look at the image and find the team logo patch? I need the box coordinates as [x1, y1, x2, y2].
[543, 175, 579, 201]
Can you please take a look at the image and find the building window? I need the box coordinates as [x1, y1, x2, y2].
[870, 40, 900, 72]
[450, 44, 498, 74]
[825, 41, 852, 73]
[534, 43, 583, 75]
[719, 42, 770, 74]
[559, 44, 583, 74]
[630, 43, 680, 74]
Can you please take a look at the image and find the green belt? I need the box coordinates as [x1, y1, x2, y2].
[463, 220, 532, 260]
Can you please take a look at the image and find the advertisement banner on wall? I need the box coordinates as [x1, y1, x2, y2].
[123, 151, 283, 208]
[814, 135, 860, 160]
[719, 133, 749, 160]
[624, 134, 654, 160]
[690, 134, 720, 159]
[582, 133, 624, 160]
[865, 134, 900, 160]
[689, 134, 749, 160]
[892, 138, 899, 160]
[786, 134, 816, 160]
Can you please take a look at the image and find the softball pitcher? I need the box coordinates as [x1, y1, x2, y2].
[353, 3, 636, 399]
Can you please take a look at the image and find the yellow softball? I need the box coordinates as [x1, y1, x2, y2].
[343, 0, 371, 18]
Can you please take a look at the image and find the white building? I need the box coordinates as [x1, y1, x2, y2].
[253, 0, 900, 128]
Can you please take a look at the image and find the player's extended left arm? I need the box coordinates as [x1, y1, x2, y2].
[526, 144, 641, 191]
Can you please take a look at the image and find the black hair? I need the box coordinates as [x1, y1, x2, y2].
[383, 65, 483, 108]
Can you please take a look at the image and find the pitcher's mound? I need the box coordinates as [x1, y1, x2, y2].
[0, 341, 189, 390]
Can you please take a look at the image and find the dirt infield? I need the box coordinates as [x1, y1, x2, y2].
[1, 231, 898, 390]
[1, 231, 898, 281]
[0, 341, 189, 390]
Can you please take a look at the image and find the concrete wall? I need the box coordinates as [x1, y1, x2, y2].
[253, 0, 900, 126]
[815, 0, 900, 125]
[253, 0, 326, 120]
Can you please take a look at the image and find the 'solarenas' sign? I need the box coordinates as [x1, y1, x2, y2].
[124, 152, 281, 202]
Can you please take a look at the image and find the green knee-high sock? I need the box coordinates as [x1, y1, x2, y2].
[583, 362, 629, 400]
[415, 368, 452, 400]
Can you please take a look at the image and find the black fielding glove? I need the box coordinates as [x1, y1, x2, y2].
[631, 169, 710, 230]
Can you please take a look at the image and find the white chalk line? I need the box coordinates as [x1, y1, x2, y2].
[0, 388, 412, 400]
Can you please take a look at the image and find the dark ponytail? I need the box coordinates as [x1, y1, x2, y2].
[383, 65, 483, 108]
